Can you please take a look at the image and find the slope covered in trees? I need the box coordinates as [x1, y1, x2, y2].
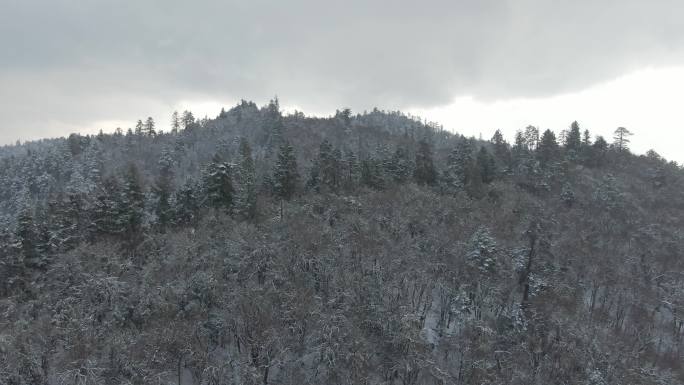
[1, 100, 683, 384]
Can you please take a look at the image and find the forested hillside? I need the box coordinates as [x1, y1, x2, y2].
[1, 99, 683, 384]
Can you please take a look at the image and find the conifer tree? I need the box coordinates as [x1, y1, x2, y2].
[343, 150, 360, 190]
[135, 120, 144, 136]
[92, 175, 123, 236]
[467, 226, 497, 273]
[121, 163, 145, 244]
[592, 136, 609, 166]
[82, 142, 104, 191]
[413, 139, 437, 186]
[476, 146, 496, 184]
[491, 129, 511, 167]
[153, 148, 174, 230]
[15, 206, 38, 267]
[273, 143, 299, 201]
[613, 127, 633, 152]
[204, 154, 234, 212]
[537, 129, 559, 167]
[565, 121, 582, 158]
[174, 179, 200, 225]
[236, 138, 257, 220]
[445, 139, 473, 190]
[360, 155, 385, 190]
[580, 128, 594, 164]
[273, 142, 299, 218]
[388, 147, 412, 183]
[582, 129, 592, 147]
[49, 191, 83, 251]
[512, 130, 530, 166]
[171, 111, 180, 135]
[144, 117, 156, 136]
[181, 110, 195, 130]
[265, 97, 285, 154]
[307, 157, 322, 193]
[312, 140, 341, 192]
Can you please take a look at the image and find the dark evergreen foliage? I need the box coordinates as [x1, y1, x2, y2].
[0, 102, 683, 385]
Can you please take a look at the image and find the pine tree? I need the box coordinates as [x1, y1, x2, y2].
[49, 190, 83, 252]
[343, 150, 360, 190]
[467, 226, 497, 273]
[171, 111, 180, 134]
[512, 130, 530, 166]
[536, 129, 559, 167]
[413, 139, 437, 186]
[15, 205, 38, 267]
[580, 129, 594, 164]
[153, 148, 174, 230]
[491, 129, 511, 167]
[314, 140, 342, 192]
[181, 110, 195, 130]
[174, 179, 200, 225]
[307, 157, 322, 193]
[273, 143, 299, 201]
[121, 163, 145, 244]
[82, 142, 103, 192]
[445, 139, 473, 190]
[476, 146, 496, 184]
[92, 175, 123, 236]
[565, 121, 582, 158]
[387, 147, 412, 183]
[204, 154, 234, 212]
[360, 155, 385, 190]
[582, 129, 592, 147]
[265, 97, 285, 153]
[135, 120, 144, 136]
[236, 138, 257, 220]
[613, 127, 633, 152]
[67, 133, 83, 156]
[144, 117, 156, 137]
[273, 143, 299, 219]
[336, 108, 352, 127]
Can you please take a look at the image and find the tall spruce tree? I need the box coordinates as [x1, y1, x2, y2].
[153, 148, 174, 230]
[491, 129, 511, 167]
[537, 129, 559, 167]
[92, 175, 123, 236]
[343, 150, 360, 190]
[121, 163, 145, 245]
[204, 154, 234, 213]
[565, 121, 582, 158]
[413, 139, 437, 186]
[273, 142, 299, 218]
[236, 138, 257, 220]
[476, 146, 496, 184]
[171, 111, 180, 134]
[144, 117, 156, 136]
[388, 146, 412, 183]
[174, 179, 200, 225]
[445, 139, 473, 190]
[181, 110, 195, 130]
[135, 120, 144, 136]
[317, 140, 342, 192]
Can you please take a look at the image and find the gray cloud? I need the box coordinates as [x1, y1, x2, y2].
[1, 0, 684, 142]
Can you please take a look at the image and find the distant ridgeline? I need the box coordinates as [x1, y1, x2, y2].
[1, 99, 683, 384]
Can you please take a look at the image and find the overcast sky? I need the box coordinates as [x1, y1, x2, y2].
[2, 0, 684, 162]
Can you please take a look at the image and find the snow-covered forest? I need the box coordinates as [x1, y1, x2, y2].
[1, 99, 683, 384]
